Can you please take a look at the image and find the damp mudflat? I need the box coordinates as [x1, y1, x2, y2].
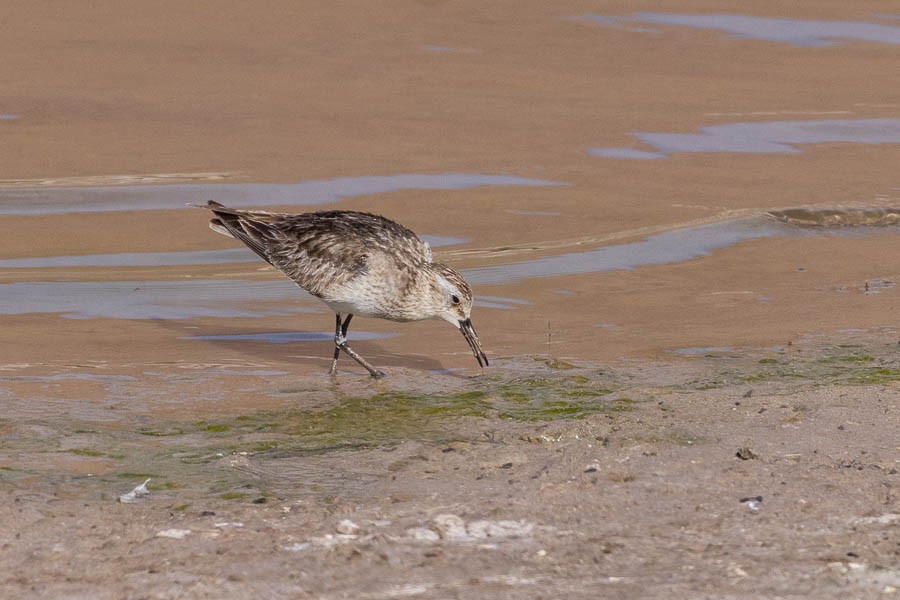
[3, 1, 900, 597]
[0, 358, 626, 497]
[2, 337, 899, 599]
[1, 336, 896, 500]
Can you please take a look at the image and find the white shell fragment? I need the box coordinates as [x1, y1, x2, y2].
[118, 478, 151, 503]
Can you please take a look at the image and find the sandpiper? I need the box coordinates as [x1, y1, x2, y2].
[197, 200, 488, 377]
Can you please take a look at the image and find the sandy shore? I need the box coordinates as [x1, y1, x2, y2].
[2, 339, 899, 598]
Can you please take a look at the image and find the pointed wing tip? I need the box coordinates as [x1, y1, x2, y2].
[188, 200, 226, 210]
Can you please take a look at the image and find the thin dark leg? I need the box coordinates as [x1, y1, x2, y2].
[330, 313, 385, 378]
[328, 313, 354, 374]
[329, 314, 343, 375]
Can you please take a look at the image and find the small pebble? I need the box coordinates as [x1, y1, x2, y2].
[156, 529, 191, 540]
[406, 527, 440, 542]
[739, 496, 763, 512]
[432, 514, 468, 540]
[471, 520, 533, 538]
[335, 519, 360, 535]
[736, 447, 759, 461]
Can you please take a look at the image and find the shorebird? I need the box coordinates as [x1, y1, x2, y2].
[197, 200, 488, 377]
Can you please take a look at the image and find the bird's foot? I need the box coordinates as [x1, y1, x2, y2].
[336, 340, 385, 378]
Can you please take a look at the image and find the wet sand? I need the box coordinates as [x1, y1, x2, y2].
[2, 1, 900, 597]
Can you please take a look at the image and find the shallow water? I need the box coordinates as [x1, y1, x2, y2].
[4, 210, 898, 317]
[466, 212, 900, 285]
[0, 280, 536, 319]
[590, 119, 900, 160]
[0, 173, 561, 215]
[0, 280, 318, 319]
[0, 235, 468, 269]
[184, 331, 396, 344]
[669, 346, 735, 356]
[2, 373, 138, 382]
[578, 13, 900, 46]
[476, 295, 532, 310]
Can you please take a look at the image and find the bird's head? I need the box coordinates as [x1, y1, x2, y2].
[430, 264, 489, 368]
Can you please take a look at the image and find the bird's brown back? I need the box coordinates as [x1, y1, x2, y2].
[205, 203, 432, 298]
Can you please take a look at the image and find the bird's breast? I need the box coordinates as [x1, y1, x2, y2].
[321, 265, 433, 322]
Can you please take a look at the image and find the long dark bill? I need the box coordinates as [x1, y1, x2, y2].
[459, 318, 489, 367]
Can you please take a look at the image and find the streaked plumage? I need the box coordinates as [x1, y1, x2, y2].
[197, 200, 488, 377]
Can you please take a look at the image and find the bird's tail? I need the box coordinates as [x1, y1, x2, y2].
[198, 200, 238, 238]
[192, 200, 273, 263]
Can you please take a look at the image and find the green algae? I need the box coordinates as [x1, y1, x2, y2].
[10, 343, 900, 508]
[219, 492, 248, 501]
[686, 344, 900, 389]
[137, 426, 188, 437]
[537, 358, 579, 370]
[843, 367, 900, 385]
[68, 448, 105, 457]
[818, 354, 874, 364]
[118, 372, 625, 464]
[201, 423, 231, 433]
[148, 481, 183, 491]
[0, 361, 626, 503]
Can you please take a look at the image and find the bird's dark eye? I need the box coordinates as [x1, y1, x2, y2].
[451, 294, 460, 305]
